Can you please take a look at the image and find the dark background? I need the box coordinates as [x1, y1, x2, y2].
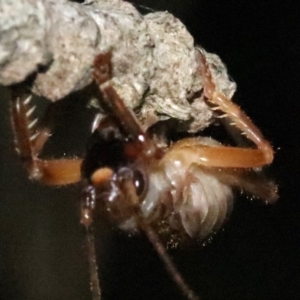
[1, 0, 299, 299]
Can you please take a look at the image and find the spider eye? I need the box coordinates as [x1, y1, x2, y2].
[116, 166, 148, 199]
[133, 168, 148, 198]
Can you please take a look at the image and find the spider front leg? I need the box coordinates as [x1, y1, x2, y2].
[196, 47, 274, 168]
[11, 96, 82, 185]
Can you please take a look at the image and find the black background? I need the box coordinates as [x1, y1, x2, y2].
[1, 1, 299, 299]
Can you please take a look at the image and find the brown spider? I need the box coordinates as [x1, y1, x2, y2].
[10, 47, 278, 300]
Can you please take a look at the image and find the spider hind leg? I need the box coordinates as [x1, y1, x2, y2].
[196, 47, 274, 167]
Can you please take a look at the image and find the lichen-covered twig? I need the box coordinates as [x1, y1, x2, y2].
[0, 0, 235, 132]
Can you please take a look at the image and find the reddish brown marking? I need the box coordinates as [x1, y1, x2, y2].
[93, 52, 112, 85]
[124, 141, 143, 159]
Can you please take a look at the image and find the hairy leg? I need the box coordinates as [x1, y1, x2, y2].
[196, 47, 274, 166]
[11, 95, 82, 185]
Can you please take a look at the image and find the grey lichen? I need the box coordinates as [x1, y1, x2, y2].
[0, 0, 236, 132]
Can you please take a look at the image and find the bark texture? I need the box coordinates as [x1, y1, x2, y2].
[0, 0, 235, 131]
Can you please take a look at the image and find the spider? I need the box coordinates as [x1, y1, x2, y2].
[10, 47, 278, 300]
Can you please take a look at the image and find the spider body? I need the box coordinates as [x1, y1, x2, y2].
[10, 48, 277, 300]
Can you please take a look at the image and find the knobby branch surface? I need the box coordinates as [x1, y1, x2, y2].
[0, 0, 236, 132]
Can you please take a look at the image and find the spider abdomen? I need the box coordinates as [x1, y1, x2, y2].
[139, 137, 233, 240]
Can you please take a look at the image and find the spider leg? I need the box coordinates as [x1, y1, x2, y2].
[162, 137, 278, 202]
[140, 218, 199, 300]
[165, 136, 272, 168]
[11, 96, 82, 185]
[196, 47, 274, 167]
[120, 180, 199, 300]
[93, 53, 144, 139]
[85, 225, 101, 300]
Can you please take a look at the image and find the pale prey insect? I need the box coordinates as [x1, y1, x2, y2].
[10, 47, 278, 300]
